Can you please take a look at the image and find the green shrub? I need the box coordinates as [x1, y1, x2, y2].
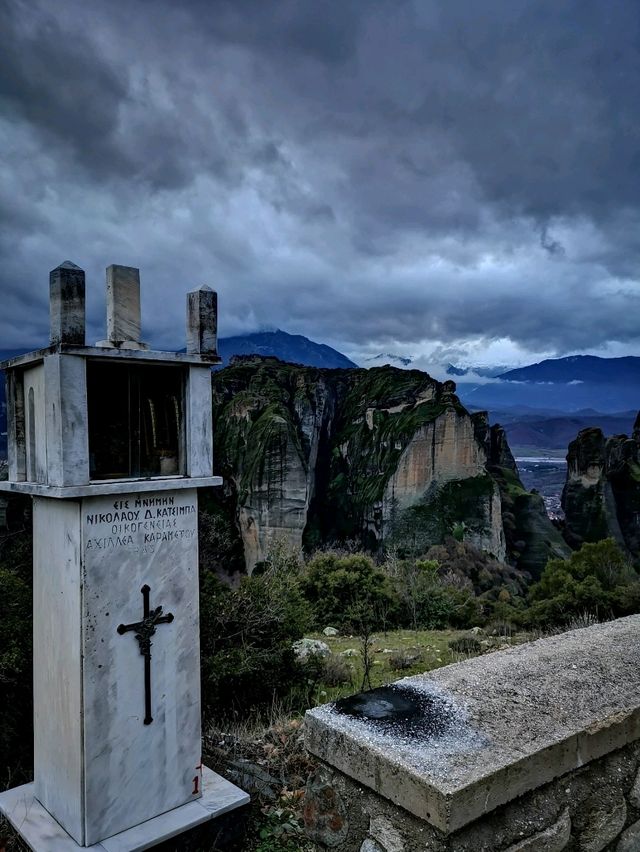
[526, 539, 640, 627]
[411, 585, 458, 629]
[387, 554, 485, 630]
[445, 588, 488, 629]
[200, 562, 311, 719]
[321, 654, 352, 687]
[301, 552, 399, 631]
[448, 636, 482, 654]
[388, 649, 423, 671]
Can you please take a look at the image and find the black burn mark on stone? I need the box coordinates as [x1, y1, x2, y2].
[333, 684, 453, 740]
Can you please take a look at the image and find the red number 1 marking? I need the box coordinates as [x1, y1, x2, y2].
[192, 775, 199, 795]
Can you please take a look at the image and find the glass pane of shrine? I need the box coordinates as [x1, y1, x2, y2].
[87, 361, 185, 480]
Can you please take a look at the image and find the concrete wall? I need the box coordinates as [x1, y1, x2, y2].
[305, 744, 640, 852]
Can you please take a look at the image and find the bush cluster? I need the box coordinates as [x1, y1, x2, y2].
[199, 554, 312, 720]
[524, 538, 640, 627]
[300, 552, 398, 632]
[3, 516, 640, 764]
[196, 536, 640, 721]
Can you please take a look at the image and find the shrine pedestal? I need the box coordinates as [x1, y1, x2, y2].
[0, 766, 249, 851]
[0, 262, 248, 849]
[29, 486, 222, 846]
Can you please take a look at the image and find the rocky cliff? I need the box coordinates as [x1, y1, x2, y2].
[562, 416, 640, 556]
[475, 416, 570, 576]
[212, 357, 562, 576]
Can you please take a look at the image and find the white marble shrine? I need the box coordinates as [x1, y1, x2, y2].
[0, 262, 248, 850]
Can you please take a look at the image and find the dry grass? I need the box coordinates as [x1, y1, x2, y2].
[203, 712, 316, 852]
[0, 817, 29, 852]
[306, 627, 531, 704]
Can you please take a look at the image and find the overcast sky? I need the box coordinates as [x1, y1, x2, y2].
[1, 0, 639, 367]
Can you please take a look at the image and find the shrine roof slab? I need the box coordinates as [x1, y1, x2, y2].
[0, 476, 223, 498]
[0, 344, 221, 371]
[305, 615, 640, 834]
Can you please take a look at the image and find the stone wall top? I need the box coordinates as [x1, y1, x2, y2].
[305, 616, 640, 834]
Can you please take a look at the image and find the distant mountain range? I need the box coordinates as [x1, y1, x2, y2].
[455, 356, 640, 414]
[498, 355, 640, 384]
[447, 363, 508, 379]
[488, 409, 638, 452]
[218, 330, 357, 369]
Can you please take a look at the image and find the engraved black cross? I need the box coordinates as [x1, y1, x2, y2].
[117, 584, 174, 725]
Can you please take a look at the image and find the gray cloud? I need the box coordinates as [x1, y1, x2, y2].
[1, 0, 639, 362]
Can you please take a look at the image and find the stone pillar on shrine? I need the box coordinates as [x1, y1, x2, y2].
[0, 263, 248, 851]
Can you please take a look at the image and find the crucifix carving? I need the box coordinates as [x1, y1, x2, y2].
[117, 584, 174, 725]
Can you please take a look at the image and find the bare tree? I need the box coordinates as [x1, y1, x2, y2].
[347, 602, 376, 691]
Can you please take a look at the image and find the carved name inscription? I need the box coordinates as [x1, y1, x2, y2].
[84, 493, 197, 554]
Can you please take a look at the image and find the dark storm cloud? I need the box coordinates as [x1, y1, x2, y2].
[0, 0, 639, 359]
[180, 0, 365, 63]
[0, 2, 131, 181]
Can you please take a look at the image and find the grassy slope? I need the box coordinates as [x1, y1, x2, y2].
[307, 627, 525, 703]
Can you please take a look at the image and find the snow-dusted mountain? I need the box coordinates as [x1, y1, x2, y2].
[363, 353, 413, 367]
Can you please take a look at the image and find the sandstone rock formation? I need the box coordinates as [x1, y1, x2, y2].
[212, 357, 562, 575]
[562, 416, 640, 556]
[476, 416, 570, 578]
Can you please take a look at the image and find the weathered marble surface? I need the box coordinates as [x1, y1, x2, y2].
[187, 286, 217, 355]
[11, 352, 98, 489]
[0, 342, 221, 495]
[0, 345, 221, 371]
[186, 365, 214, 478]
[0, 767, 249, 851]
[43, 353, 89, 487]
[306, 616, 640, 834]
[23, 364, 47, 484]
[27, 488, 215, 846]
[0, 475, 222, 498]
[106, 265, 142, 346]
[6, 369, 26, 481]
[0, 260, 243, 851]
[50, 261, 86, 347]
[33, 498, 84, 841]
[82, 488, 202, 844]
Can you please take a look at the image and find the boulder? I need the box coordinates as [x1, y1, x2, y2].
[293, 638, 331, 661]
[341, 648, 359, 658]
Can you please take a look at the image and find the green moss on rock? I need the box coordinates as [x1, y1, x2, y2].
[562, 426, 640, 557]
[485, 423, 570, 578]
[210, 357, 562, 575]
